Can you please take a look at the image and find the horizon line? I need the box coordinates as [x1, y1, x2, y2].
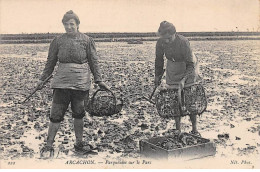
[1, 31, 260, 35]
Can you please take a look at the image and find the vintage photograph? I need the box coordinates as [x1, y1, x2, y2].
[0, 0, 259, 169]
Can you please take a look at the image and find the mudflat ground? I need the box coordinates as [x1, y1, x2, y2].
[0, 40, 259, 168]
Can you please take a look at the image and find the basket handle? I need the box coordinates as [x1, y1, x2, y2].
[90, 89, 117, 113]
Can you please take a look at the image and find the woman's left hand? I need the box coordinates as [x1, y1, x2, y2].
[179, 77, 186, 90]
[97, 81, 110, 91]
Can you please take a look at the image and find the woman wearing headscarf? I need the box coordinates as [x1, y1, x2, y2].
[155, 21, 201, 135]
[37, 10, 109, 156]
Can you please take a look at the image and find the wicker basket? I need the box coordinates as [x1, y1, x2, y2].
[155, 84, 207, 118]
[85, 89, 123, 117]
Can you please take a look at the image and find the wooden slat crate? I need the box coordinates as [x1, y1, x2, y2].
[139, 133, 216, 160]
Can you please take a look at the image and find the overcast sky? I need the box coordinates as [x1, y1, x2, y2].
[0, 0, 259, 34]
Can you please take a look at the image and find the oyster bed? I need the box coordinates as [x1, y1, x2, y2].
[0, 41, 259, 164]
[154, 132, 209, 150]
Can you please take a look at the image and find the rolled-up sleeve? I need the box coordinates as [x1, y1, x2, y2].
[182, 39, 195, 78]
[155, 40, 164, 77]
[40, 37, 58, 81]
[87, 38, 102, 83]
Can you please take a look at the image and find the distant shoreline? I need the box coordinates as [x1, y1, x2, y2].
[0, 32, 260, 44]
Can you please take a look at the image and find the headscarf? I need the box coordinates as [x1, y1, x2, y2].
[158, 21, 176, 35]
[62, 10, 80, 24]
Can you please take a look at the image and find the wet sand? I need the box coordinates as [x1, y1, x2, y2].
[0, 40, 259, 169]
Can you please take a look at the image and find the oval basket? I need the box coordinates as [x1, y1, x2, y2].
[155, 84, 207, 118]
[85, 89, 123, 117]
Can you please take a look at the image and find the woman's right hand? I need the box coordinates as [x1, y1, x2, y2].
[36, 80, 44, 90]
[97, 81, 110, 91]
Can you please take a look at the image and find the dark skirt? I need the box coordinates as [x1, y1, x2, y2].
[155, 84, 207, 118]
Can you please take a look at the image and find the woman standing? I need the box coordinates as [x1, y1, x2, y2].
[37, 10, 109, 156]
[155, 21, 201, 135]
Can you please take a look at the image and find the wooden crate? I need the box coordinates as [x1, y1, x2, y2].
[139, 133, 216, 160]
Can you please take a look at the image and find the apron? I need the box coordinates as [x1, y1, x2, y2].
[51, 63, 91, 91]
[166, 60, 186, 85]
[166, 52, 200, 88]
